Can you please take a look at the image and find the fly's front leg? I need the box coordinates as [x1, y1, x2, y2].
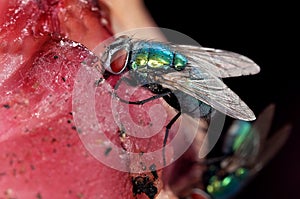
[113, 77, 172, 105]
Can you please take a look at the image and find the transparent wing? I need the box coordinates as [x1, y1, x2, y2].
[233, 122, 259, 163]
[235, 104, 276, 165]
[232, 104, 291, 171]
[250, 104, 276, 148]
[253, 124, 291, 172]
[157, 66, 256, 121]
[172, 44, 260, 78]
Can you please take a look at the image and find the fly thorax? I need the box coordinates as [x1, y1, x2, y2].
[130, 41, 187, 74]
[130, 42, 149, 72]
[147, 46, 173, 70]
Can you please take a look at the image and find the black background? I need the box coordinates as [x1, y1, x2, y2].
[144, 1, 299, 198]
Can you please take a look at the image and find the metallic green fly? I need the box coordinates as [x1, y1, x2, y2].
[200, 104, 291, 199]
[101, 35, 260, 121]
[100, 35, 261, 165]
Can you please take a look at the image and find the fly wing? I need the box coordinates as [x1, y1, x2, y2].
[233, 121, 259, 163]
[235, 104, 291, 172]
[158, 66, 256, 121]
[172, 44, 260, 78]
[235, 104, 276, 165]
[253, 124, 291, 172]
[250, 104, 276, 148]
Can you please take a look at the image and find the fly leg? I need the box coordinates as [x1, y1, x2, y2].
[117, 92, 173, 105]
[163, 111, 181, 166]
[113, 77, 173, 105]
[113, 76, 181, 165]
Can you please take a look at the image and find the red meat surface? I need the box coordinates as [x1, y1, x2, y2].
[0, 0, 173, 198]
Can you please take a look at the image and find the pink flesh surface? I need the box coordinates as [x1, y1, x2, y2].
[0, 0, 174, 198]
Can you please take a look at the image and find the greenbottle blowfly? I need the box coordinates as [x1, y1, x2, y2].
[100, 35, 260, 165]
[199, 104, 291, 199]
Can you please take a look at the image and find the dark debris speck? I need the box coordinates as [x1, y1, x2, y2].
[3, 104, 10, 109]
[71, 126, 77, 131]
[36, 192, 42, 199]
[104, 147, 112, 156]
[30, 164, 35, 170]
[77, 128, 82, 134]
[51, 138, 57, 143]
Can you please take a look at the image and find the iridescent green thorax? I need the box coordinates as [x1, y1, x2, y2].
[223, 121, 252, 155]
[130, 41, 187, 72]
[206, 167, 249, 199]
[232, 121, 251, 152]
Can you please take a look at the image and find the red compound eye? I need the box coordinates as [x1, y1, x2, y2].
[110, 49, 128, 74]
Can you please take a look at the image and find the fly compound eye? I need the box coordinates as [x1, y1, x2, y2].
[101, 35, 131, 74]
[109, 48, 129, 74]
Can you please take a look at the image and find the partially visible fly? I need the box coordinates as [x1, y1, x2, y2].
[199, 104, 291, 199]
[131, 164, 160, 199]
[100, 35, 260, 165]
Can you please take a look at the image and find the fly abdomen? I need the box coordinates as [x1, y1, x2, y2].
[172, 90, 214, 118]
